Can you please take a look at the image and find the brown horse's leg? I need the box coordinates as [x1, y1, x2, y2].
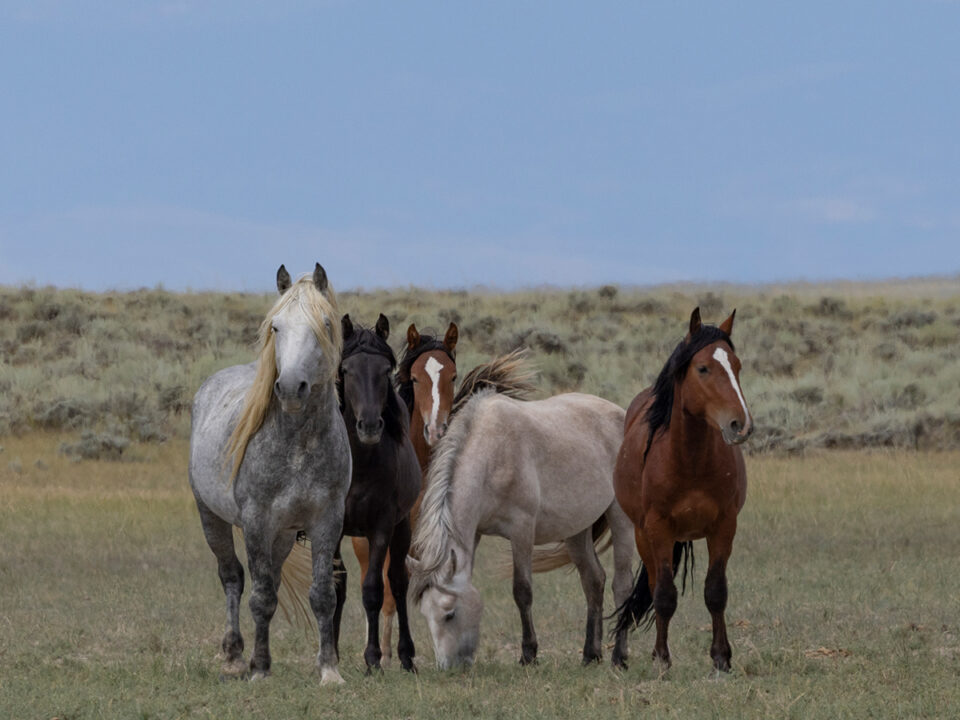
[705, 518, 736, 672]
[644, 519, 677, 669]
[353, 537, 396, 663]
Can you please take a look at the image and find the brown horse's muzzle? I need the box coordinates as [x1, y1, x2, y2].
[721, 417, 754, 445]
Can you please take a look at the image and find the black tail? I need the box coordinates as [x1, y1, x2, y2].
[610, 541, 695, 637]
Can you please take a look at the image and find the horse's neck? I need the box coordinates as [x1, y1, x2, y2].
[272, 381, 339, 440]
[409, 405, 430, 472]
[667, 384, 720, 474]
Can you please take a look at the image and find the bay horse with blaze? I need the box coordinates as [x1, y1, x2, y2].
[613, 308, 753, 672]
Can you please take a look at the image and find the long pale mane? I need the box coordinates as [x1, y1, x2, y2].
[225, 275, 341, 482]
[409, 389, 491, 601]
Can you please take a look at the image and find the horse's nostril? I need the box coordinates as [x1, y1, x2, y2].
[376, 417, 384, 432]
[730, 420, 741, 434]
[297, 381, 308, 399]
[274, 380, 281, 396]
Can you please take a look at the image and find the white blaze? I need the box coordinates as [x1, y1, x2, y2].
[425, 356, 443, 431]
[712, 347, 750, 425]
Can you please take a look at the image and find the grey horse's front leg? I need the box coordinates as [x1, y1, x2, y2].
[511, 536, 538, 665]
[308, 520, 345, 685]
[243, 525, 278, 679]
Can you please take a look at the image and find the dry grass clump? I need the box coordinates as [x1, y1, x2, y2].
[1, 277, 958, 455]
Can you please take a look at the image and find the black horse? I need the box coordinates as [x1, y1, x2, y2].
[334, 313, 421, 673]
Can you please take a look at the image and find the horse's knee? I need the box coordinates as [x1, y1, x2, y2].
[218, 556, 244, 590]
[361, 573, 385, 614]
[513, 578, 533, 608]
[704, 562, 728, 615]
[653, 573, 678, 620]
[249, 586, 277, 622]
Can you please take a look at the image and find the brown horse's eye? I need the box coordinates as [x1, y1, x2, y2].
[697, 365, 708, 375]
[412, 377, 419, 384]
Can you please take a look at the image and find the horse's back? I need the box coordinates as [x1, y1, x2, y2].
[470, 392, 624, 543]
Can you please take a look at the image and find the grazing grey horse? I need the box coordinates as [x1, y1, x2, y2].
[188, 264, 351, 684]
[409, 385, 636, 670]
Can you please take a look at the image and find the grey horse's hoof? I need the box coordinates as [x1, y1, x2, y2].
[218, 657, 249, 682]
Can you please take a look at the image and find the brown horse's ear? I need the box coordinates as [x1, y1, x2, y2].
[719, 309, 736, 337]
[341, 314, 354, 340]
[407, 323, 420, 351]
[443, 322, 459, 354]
[313, 263, 329, 294]
[375, 313, 390, 340]
[276, 264, 292, 295]
[687, 307, 702, 339]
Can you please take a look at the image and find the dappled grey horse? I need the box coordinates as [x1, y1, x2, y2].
[188, 264, 351, 684]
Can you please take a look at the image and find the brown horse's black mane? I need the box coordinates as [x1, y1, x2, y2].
[642, 324, 734, 464]
[337, 325, 406, 442]
[396, 331, 455, 414]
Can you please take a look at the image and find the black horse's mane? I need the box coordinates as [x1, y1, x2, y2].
[642, 324, 734, 464]
[337, 325, 406, 442]
[396, 331, 455, 414]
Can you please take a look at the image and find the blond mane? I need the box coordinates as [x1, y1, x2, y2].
[225, 275, 341, 482]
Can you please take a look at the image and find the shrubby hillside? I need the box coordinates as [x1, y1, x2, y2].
[1, 278, 958, 457]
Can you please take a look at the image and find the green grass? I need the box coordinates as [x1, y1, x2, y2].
[1, 435, 958, 718]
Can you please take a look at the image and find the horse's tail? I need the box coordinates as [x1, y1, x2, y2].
[232, 526, 317, 633]
[451, 348, 536, 416]
[494, 516, 612, 577]
[611, 541, 694, 637]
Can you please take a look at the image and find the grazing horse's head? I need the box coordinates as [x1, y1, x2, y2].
[409, 549, 483, 670]
[338, 313, 403, 446]
[678, 308, 753, 445]
[399, 322, 458, 447]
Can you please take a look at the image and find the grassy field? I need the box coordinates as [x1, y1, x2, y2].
[1, 433, 958, 719]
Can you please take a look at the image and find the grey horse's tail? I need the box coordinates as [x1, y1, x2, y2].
[233, 527, 317, 633]
[451, 348, 537, 415]
[494, 516, 612, 578]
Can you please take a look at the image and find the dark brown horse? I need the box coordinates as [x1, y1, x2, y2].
[350, 322, 459, 661]
[612, 308, 753, 672]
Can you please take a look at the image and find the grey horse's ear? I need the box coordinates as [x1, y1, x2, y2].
[277, 264, 292, 295]
[687, 306, 702, 339]
[341, 314, 354, 340]
[443, 322, 458, 355]
[313, 263, 328, 293]
[375, 313, 390, 340]
[719, 308, 736, 337]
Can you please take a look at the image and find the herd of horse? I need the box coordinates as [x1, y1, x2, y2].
[187, 264, 753, 684]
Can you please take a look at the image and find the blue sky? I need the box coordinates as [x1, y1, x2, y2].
[1, 1, 957, 291]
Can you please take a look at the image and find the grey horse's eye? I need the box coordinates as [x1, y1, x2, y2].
[444, 610, 456, 622]
[271, 325, 279, 334]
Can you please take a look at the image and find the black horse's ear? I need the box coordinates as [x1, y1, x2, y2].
[375, 313, 390, 340]
[313, 263, 328, 293]
[443, 322, 459, 355]
[276, 264, 292, 295]
[687, 307, 702, 339]
[407, 323, 420, 351]
[719, 309, 736, 337]
[341, 314, 354, 339]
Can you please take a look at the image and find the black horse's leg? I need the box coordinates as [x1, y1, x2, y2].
[386, 516, 417, 672]
[195, 498, 247, 679]
[705, 518, 736, 672]
[361, 529, 390, 672]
